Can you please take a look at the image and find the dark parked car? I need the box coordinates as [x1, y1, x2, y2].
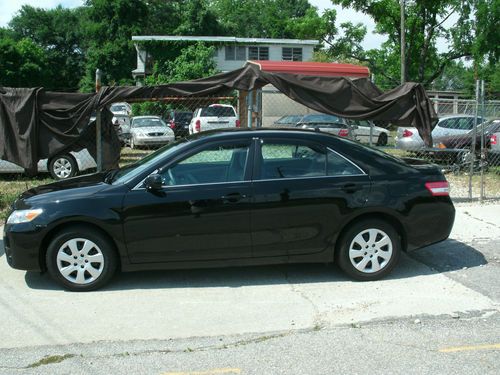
[167, 111, 193, 138]
[4, 129, 455, 291]
[436, 119, 500, 163]
[295, 114, 357, 140]
[273, 115, 302, 127]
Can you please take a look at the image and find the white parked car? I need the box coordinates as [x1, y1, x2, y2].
[0, 149, 96, 180]
[348, 119, 391, 146]
[110, 102, 132, 116]
[189, 104, 240, 134]
[396, 115, 486, 150]
[128, 116, 175, 149]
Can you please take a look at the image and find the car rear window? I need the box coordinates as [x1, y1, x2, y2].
[176, 112, 193, 121]
[201, 106, 236, 117]
[300, 114, 345, 124]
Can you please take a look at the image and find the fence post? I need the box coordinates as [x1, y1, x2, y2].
[480, 80, 485, 201]
[95, 69, 103, 172]
[469, 80, 480, 199]
[247, 90, 253, 128]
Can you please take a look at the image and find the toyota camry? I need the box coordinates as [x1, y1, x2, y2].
[3, 129, 455, 291]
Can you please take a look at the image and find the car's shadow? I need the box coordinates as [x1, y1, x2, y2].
[0, 237, 485, 291]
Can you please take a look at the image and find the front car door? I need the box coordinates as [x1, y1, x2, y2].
[122, 139, 254, 263]
[250, 137, 371, 259]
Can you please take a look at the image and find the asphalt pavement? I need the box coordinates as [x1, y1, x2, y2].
[0, 202, 498, 374]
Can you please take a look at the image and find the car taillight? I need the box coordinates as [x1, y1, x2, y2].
[236, 119, 240, 128]
[195, 119, 201, 132]
[491, 134, 497, 145]
[338, 129, 349, 137]
[425, 181, 450, 196]
[169, 120, 175, 129]
[402, 129, 413, 137]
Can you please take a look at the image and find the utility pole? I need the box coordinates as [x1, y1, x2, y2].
[400, 0, 406, 84]
[95, 68, 103, 172]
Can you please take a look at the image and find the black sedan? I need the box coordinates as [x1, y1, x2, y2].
[3, 129, 455, 291]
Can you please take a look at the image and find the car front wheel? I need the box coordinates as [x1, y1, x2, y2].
[336, 219, 400, 281]
[46, 226, 118, 291]
[48, 155, 77, 180]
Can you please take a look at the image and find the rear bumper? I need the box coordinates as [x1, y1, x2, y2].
[404, 198, 455, 251]
[3, 223, 44, 271]
[396, 137, 424, 150]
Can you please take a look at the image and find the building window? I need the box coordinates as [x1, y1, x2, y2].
[282, 47, 302, 61]
[225, 46, 247, 61]
[248, 46, 269, 60]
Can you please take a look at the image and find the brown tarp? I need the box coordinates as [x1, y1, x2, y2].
[0, 63, 437, 173]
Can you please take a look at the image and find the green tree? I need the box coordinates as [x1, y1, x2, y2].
[8, 5, 84, 90]
[321, 0, 498, 89]
[0, 36, 48, 87]
[209, 0, 320, 39]
[133, 43, 219, 116]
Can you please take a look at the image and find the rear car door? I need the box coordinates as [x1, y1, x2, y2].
[122, 139, 254, 263]
[250, 137, 371, 258]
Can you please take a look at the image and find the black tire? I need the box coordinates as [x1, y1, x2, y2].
[376, 133, 388, 146]
[336, 219, 401, 281]
[48, 154, 78, 180]
[46, 226, 118, 291]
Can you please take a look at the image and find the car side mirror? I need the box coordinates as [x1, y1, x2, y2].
[144, 173, 163, 191]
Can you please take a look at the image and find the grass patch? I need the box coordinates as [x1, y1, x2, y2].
[0, 175, 53, 221]
[27, 354, 75, 368]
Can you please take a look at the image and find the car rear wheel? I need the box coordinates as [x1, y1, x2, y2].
[48, 154, 77, 180]
[336, 219, 400, 281]
[376, 133, 388, 146]
[46, 226, 118, 291]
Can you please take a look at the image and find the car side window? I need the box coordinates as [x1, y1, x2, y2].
[259, 141, 361, 179]
[438, 119, 454, 129]
[326, 149, 363, 176]
[160, 143, 250, 186]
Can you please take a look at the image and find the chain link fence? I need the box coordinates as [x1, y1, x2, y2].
[1, 88, 499, 221]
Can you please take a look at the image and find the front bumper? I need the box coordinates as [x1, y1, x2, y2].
[134, 136, 174, 146]
[3, 223, 45, 271]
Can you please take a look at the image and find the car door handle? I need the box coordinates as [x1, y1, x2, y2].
[342, 183, 363, 193]
[221, 193, 246, 203]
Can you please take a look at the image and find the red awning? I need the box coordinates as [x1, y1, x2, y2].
[248, 60, 370, 78]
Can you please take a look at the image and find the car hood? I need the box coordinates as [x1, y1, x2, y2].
[131, 126, 170, 135]
[15, 173, 110, 209]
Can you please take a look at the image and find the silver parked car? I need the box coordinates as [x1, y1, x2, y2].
[396, 115, 486, 150]
[0, 149, 96, 180]
[128, 116, 175, 149]
[348, 119, 391, 146]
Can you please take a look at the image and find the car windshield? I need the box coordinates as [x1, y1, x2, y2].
[200, 106, 235, 117]
[132, 118, 166, 128]
[111, 105, 127, 112]
[300, 114, 345, 124]
[111, 139, 190, 184]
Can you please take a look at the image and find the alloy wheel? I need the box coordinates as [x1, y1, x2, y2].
[348, 228, 393, 273]
[56, 238, 105, 284]
[53, 157, 73, 179]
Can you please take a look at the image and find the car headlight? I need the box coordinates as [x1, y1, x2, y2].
[7, 209, 43, 224]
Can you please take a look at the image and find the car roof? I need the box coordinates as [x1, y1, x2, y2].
[439, 114, 484, 120]
[132, 116, 162, 119]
